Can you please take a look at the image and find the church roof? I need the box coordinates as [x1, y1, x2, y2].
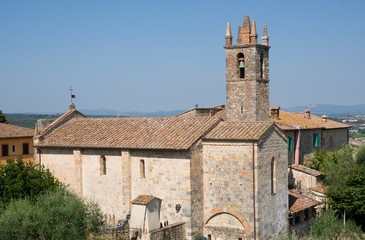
[204, 121, 275, 141]
[0, 123, 34, 138]
[274, 111, 349, 130]
[36, 116, 221, 150]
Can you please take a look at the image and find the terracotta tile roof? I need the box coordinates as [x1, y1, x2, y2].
[39, 108, 85, 136]
[289, 190, 321, 213]
[290, 165, 323, 177]
[36, 116, 221, 150]
[0, 123, 34, 138]
[204, 121, 274, 141]
[273, 111, 349, 130]
[131, 195, 159, 205]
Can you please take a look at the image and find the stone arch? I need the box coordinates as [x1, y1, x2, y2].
[205, 208, 251, 236]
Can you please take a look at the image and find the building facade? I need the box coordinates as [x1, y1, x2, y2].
[35, 16, 289, 240]
[0, 122, 34, 164]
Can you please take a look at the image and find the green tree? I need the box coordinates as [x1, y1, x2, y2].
[0, 189, 104, 240]
[0, 110, 8, 123]
[0, 157, 61, 205]
[310, 210, 363, 240]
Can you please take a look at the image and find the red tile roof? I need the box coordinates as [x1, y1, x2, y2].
[274, 111, 349, 130]
[36, 116, 221, 150]
[204, 121, 275, 141]
[0, 123, 34, 138]
[289, 190, 321, 213]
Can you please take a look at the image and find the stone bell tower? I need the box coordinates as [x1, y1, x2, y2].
[225, 16, 270, 122]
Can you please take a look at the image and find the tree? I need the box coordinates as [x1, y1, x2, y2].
[0, 189, 103, 240]
[0, 157, 61, 205]
[0, 110, 8, 123]
[310, 209, 363, 240]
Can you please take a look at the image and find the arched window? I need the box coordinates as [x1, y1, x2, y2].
[237, 53, 245, 78]
[100, 155, 106, 175]
[140, 159, 145, 178]
[271, 157, 276, 195]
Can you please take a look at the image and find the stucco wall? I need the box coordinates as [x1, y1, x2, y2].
[0, 137, 34, 163]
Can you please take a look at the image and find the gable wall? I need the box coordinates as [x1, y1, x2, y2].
[202, 141, 255, 239]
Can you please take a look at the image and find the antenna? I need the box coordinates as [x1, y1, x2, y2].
[69, 85, 76, 103]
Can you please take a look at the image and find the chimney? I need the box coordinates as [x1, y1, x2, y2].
[304, 108, 311, 119]
[270, 106, 281, 119]
[321, 115, 328, 122]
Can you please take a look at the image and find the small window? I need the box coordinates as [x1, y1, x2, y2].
[271, 157, 276, 195]
[1, 144, 9, 157]
[100, 155, 106, 175]
[12, 145, 15, 152]
[140, 160, 145, 178]
[313, 133, 320, 148]
[22, 143, 29, 155]
[288, 137, 293, 152]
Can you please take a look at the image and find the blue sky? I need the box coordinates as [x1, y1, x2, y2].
[1, 1, 364, 113]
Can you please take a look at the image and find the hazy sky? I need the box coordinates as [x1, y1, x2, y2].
[1, 1, 364, 113]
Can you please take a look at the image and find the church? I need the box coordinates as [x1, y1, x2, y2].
[35, 16, 300, 239]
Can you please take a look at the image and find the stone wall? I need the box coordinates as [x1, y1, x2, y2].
[149, 222, 186, 240]
[189, 141, 204, 237]
[256, 128, 288, 239]
[130, 150, 193, 239]
[225, 45, 270, 122]
[298, 129, 321, 163]
[321, 128, 348, 151]
[202, 141, 254, 239]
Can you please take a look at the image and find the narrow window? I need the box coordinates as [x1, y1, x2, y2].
[12, 145, 15, 152]
[288, 137, 293, 152]
[260, 52, 264, 79]
[1, 144, 9, 157]
[271, 157, 276, 195]
[100, 155, 106, 175]
[22, 143, 29, 155]
[313, 133, 320, 148]
[237, 53, 245, 78]
[140, 160, 145, 178]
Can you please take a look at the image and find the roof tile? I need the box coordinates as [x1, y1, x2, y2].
[0, 123, 34, 138]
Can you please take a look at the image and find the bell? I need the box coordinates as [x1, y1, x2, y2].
[239, 61, 245, 68]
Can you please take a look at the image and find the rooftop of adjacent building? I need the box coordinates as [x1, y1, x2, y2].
[0, 122, 34, 138]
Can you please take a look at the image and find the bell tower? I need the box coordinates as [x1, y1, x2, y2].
[225, 16, 270, 122]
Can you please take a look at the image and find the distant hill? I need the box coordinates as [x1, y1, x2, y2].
[282, 104, 365, 116]
[80, 108, 186, 117]
[6, 104, 365, 128]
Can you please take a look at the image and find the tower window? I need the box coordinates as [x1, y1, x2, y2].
[100, 155, 106, 175]
[271, 157, 276, 195]
[260, 52, 264, 79]
[140, 159, 145, 178]
[237, 53, 245, 78]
